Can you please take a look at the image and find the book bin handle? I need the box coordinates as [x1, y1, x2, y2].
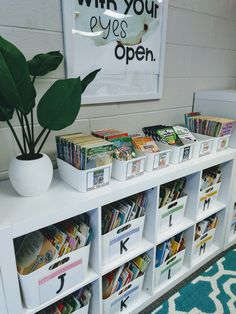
[167, 255, 177, 265]
[205, 187, 214, 194]
[200, 232, 208, 241]
[117, 224, 131, 234]
[49, 256, 70, 271]
[168, 201, 178, 209]
[119, 283, 132, 295]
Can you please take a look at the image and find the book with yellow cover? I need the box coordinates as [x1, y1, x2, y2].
[16, 230, 58, 275]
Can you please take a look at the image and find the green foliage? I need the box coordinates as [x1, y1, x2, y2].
[0, 36, 36, 115]
[27, 51, 63, 77]
[38, 78, 82, 130]
[0, 36, 100, 158]
[81, 68, 101, 93]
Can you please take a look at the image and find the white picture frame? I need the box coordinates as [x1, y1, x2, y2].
[62, 0, 168, 104]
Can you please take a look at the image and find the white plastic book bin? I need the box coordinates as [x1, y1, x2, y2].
[136, 149, 171, 172]
[103, 275, 144, 314]
[231, 221, 236, 235]
[191, 133, 214, 158]
[111, 156, 146, 181]
[74, 303, 89, 314]
[102, 216, 145, 265]
[212, 135, 231, 153]
[57, 158, 112, 192]
[157, 142, 194, 164]
[155, 249, 186, 287]
[193, 228, 216, 258]
[198, 183, 221, 214]
[157, 193, 188, 234]
[18, 244, 90, 308]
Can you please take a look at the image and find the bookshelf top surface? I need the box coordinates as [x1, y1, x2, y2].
[0, 149, 235, 238]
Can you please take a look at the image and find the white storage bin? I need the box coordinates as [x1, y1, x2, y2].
[19, 244, 90, 308]
[191, 133, 214, 158]
[198, 182, 221, 213]
[194, 228, 216, 258]
[74, 303, 89, 314]
[155, 249, 186, 287]
[0, 271, 7, 314]
[136, 149, 171, 172]
[103, 275, 144, 314]
[57, 158, 112, 192]
[157, 193, 188, 234]
[111, 156, 146, 181]
[102, 216, 145, 265]
[212, 135, 230, 152]
[157, 142, 194, 164]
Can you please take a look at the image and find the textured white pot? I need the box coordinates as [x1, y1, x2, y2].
[9, 153, 53, 197]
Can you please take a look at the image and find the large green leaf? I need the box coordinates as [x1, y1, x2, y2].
[28, 51, 63, 76]
[0, 36, 36, 114]
[0, 94, 14, 121]
[81, 68, 101, 93]
[37, 78, 82, 131]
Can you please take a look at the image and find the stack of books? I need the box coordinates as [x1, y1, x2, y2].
[15, 214, 92, 275]
[200, 166, 221, 191]
[38, 284, 92, 314]
[159, 178, 186, 208]
[102, 253, 150, 299]
[92, 128, 136, 161]
[173, 125, 197, 142]
[102, 192, 147, 235]
[185, 112, 235, 137]
[142, 125, 184, 146]
[155, 232, 185, 267]
[195, 214, 218, 240]
[56, 133, 114, 170]
[131, 134, 160, 153]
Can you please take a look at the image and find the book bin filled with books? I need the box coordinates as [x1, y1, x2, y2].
[0, 114, 236, 314]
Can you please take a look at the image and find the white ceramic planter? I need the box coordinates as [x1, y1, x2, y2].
[9, 153, 53, 197]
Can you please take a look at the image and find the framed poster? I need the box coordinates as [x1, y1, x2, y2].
[62, 0, 168, 104]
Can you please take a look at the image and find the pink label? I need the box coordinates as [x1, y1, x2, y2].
[38, 259, 82, 286]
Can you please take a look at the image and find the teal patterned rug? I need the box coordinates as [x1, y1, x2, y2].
[152, 248, 236, 314]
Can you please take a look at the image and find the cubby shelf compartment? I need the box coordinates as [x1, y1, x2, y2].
[156, 217, 194, 245]
[154, 265, 189, 295]
[196, 201, 226, 223]
[191, 244, 220, 268]
[0, 149, 235, 314]
[21, 269, 98, 314]
[102, 238, 154, 275]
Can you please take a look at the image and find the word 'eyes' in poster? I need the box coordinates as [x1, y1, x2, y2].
[62, 0, 168, 104]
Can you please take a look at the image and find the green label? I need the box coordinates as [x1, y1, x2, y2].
[161, 205, 184, 218]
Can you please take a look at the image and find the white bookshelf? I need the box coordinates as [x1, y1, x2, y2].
[0, 149, 236, 314]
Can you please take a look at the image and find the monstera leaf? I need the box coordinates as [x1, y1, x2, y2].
[37, 77, 82, 130]
[28, 51, 63, 76]
[0, 36, 36, 115]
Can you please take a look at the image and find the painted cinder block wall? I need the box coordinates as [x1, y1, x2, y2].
[0, 0, 236, 180]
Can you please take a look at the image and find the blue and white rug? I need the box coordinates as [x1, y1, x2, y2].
[152, 248, 236, 314]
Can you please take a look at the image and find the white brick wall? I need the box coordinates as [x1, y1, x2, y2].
[0, 0, 236, 180]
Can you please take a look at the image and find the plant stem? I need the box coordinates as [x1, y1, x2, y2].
[23, 114, 33, 154]
[15, 109, 30, 154]
[6, 120, 24, 155]
[34, 127, 47, 147]
[31, 76, 36, 150]
[21, 113, 27, 154]
[37, 130, 51, 154]
[30, 109, 34, 153]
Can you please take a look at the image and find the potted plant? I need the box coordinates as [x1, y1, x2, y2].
[0, 36, 100, 197]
